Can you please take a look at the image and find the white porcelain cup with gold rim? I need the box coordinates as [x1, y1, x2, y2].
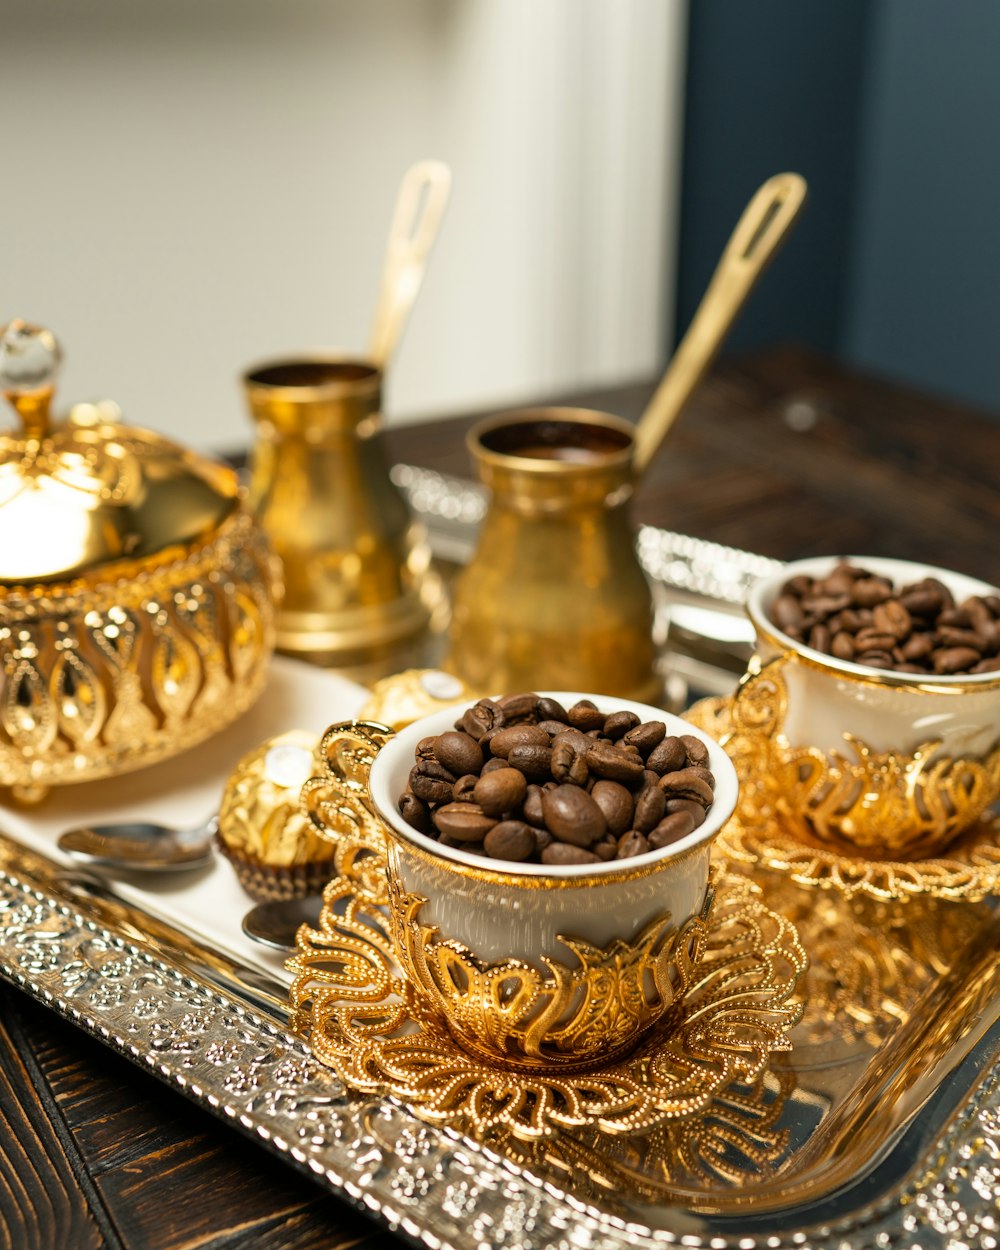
[744, 556, 1000, 860]
[366, 692, 738, 1068]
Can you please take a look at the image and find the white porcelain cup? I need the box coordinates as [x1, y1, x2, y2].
[745, 557, 1000, 859]
[367, 692, 738, 1066]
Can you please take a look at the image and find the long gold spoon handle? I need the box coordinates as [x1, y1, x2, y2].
[632, 172, 808, 476]
[368, 159, 452, 371]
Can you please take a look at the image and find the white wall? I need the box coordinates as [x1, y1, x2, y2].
[2, 0, 686, 451]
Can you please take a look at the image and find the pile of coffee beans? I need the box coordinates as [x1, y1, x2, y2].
[770, 562, 1000, 676]
[398, 693, 717, 866]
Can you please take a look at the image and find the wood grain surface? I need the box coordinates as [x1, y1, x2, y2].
[1, 347, 998, 1249]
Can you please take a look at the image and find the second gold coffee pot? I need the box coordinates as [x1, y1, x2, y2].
[244, 161, 451, 670]
[447, 173, 808, 701]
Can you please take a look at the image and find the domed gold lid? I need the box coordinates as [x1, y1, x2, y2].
[0, 321, 239, 586]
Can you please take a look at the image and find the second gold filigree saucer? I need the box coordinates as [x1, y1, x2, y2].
[686, 695, 1000, 903]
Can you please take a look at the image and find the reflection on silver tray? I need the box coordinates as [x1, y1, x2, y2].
[1, 466, 1000, 1250]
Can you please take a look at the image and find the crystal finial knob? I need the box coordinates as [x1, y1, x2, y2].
[0, 321, 62, 394]
[0, 321, 62, 438]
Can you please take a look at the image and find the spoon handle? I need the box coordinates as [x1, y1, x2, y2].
[632, 172, 807, 476]
[368, 160, 452, 371]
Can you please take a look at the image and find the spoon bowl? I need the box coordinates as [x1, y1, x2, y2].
[241, 894, 323, 952]
[57, 815, 218, 873]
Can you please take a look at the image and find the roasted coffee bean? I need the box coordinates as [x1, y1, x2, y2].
[484, 820, 536, 862]
[542, 785, 607, 846]
[481, 756, 509, 776]
[567, 700, 606, 732]
[497, 692, 541, 723]
[533, 826, 554, 851]
[537, 696, 569, 723]
[438, 832, 480, 852]
[523, 784, 545, 827]
[538, 719, 570, 736]
[633, 784, 666, 832]
[551, 735, 590, 786]
[851, 577, 893, 607]
[973, 656, 1000, 673]
[623, 720, 667, 756]
[507, 743, 554, 780]
[541, 843, 601, 866]
[409, 760, 456, 805]
[900, 585, 943, 617]
[616, 830, 650, 859]
[647, 735, 687, 775]
[658, 768, 715, 807]
[773, 594, 804, 634]
[474, 767, 528, 817]
[938, 606, 972, 629]
[680, 734, 710, 767]
[399, 791, 432, 834]
[857, 650, 895, 669]
[586, 740, 645, 785]
[902, 632, 934, 661]
[648, 811, 696, 849]
[873, 600, 912, 639]
[783, 574, 814, 596]
[985, 595, 1000, 616]
[416, 736, 437, 761]
[664, 798, 707, 828]
[809, 623, 831, 653]
[926, 577, 955, 609]
[854, 628, 899, 653]
[459, 699, 504, 740]
[591, 780, 634, 836]
[836, 608, 868, 633]
[934, 646, 982, 674]
[452, 774, 479, 802]
[935, 626, 984, 652]
[604, 710, 641, 740]
[434, 731, 484, 777]
[803, 592, 851, 617]
[593, 836, 618, 862]
[686, 765, 716, 789]
[489, 723, 550, 759]
[433, 802, 497, 842]
[831, 631, 855, 660]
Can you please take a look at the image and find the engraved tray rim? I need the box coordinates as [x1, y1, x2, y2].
[0, 464, 999, 1250]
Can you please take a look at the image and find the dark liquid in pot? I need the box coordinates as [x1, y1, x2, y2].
[480, 420, 632, 462]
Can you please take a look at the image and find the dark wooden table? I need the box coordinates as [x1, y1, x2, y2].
[2, 347, 998, 1249]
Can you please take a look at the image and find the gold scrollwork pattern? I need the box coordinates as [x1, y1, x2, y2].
[686, 689, 1000, 902]
[0, 511, 277, 794]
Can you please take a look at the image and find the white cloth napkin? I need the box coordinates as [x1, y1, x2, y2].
[0, 656, 369, 983]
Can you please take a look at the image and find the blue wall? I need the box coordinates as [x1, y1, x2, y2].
[845, 1, 1000, 414]
[677, 0, 1000, 416]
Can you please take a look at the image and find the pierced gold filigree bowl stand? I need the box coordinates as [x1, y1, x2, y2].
[287, 723, 806, 1142]
[686, 663, 1000, 904]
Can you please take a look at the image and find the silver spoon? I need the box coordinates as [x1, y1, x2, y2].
[57, 814, 218, 872]
[242, 894, 323, 952]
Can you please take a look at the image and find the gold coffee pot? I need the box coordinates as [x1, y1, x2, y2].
[244, 161, 451, 670]
[447, 173, 808, 701]
[0, 320, 278, 802]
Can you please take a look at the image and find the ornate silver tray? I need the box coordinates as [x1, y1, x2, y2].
[0, 465, 998, 1250]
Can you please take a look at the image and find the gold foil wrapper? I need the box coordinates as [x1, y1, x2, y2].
[218, 730, 330, 867]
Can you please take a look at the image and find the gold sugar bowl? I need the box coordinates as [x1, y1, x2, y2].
[0, 320, 279, 802]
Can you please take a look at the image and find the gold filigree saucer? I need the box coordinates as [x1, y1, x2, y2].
[686, 695, 1000, 902]
[288, 838, 805, 1142]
